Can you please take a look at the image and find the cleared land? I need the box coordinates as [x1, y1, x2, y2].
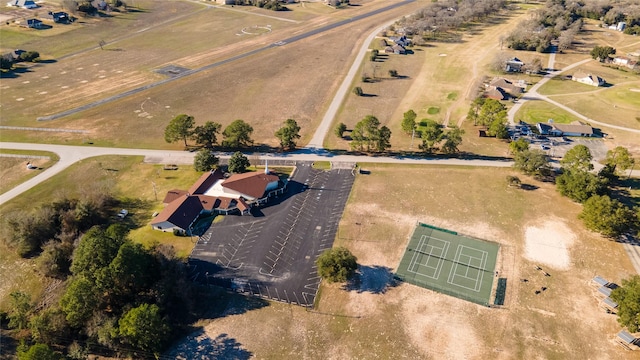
[0, 0, 425, 149]
[0, 150, 57, 195]
[327, 7, 537, 151]
[167, 164, 638, 359]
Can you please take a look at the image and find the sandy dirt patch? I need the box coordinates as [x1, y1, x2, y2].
[524, 220, 576, 270]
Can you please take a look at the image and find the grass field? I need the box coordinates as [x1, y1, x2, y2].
[0, 0, 426, 149]
[0, 158, 637, 358]
[0, 150, 58, 195]
[515, 100, 580, 124]
[328, 5, 543, 152]
[165, 164, 638, 359]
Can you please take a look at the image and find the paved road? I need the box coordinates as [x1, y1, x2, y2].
[508, 58, 640, 134]
[307, 19, 398, 148]
[0, 142, 513, 205]
[36, 0, 415, 121]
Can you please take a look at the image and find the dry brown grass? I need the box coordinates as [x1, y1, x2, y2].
[171, 164, 638, 359]
[328, 6, 538, 152]
[0, 0, 426, 149]
[0, 150, 57, 195]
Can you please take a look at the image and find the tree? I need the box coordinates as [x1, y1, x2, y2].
[316, 247, 358, 283]
[590, 45, 616, 62]
[107, 242, 157, 299]
[192, 121, 221, 148]
[8, 291, 31, 330]
[194, 149, 219, 172]
[334, 122, 347, 138]
[556, 170, 608, 203]
[375, 125, 392, 152]
[29, 308, 70, 345]
[611, 275, 640, 332]
[401, 109, 417, 134]
[118, 303, 170, 353]
[60, 276, 97, 327]
[0, 56, 13, 70]
[605, 146, 635, 176]
[561, 144, 593, 172]
[18, 344, 60, 360]
[513, 149, 550, 178]
[509, 138, 529, 154]
[507, 175, 522, 188]
[351, 115, 383, 152]
[579, 195, 637, 237]
[19, 51, 40, 62]
[70, 225, 126, 279]
[369, 49, 378, 62]
[389, 69, 398, 77]
[441, 126, 464, 154]
[419, 120, 444, 153]
[164, 114, 195, 147]
[487, 117, 508, 139]
[478, 99, 507, 127]
[274, 118, 301, 151]
[222, 119, 253, 148]
[228, 151, 250, 173]
[353, 86, 363, 96]
[467, 97, 485, 125]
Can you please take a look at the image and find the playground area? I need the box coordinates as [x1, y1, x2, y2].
[396, 223, 500, 306]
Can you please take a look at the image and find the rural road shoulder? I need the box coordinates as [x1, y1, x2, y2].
[0, 142, 513, 205]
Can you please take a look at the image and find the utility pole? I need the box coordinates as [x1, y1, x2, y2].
[410, 128, 415, 149]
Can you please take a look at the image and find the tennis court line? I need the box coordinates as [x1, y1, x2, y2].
[447, 245, 488, 292]
[407, 235, 449, 279]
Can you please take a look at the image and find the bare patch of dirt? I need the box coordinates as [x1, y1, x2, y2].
[524, 219, 575, 270]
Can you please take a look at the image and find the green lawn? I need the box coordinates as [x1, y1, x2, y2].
[514, 100, 579, 124]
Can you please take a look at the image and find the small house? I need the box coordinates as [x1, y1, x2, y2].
[572, 72, 605, 87]
[484, 86, 509, 100]
[392, 44, 406, 55]
[505, 57, 524, 72]
[489, 77, 524, 97]
[615, 330, 639, 350]
[7, 0, 38, 8]
[25, 18, 44, 29]
[49, 11, 70, 24]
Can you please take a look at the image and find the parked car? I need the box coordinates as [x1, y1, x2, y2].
[540, 144, 550, 150]
[117, 209, 128, 219]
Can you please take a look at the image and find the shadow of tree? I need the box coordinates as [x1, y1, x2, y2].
[343, 265, 398, 294]
[167, 329, 252, 360]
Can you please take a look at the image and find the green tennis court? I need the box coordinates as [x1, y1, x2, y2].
[396, 223, 500, 306]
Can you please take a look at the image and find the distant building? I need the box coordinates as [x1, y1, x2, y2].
[572, 72, 605, 87]
[536, 120, 594, 137]
[25, 18, 44, 29]
[6, 0, 38, 9]
[505, 57, 524, 72]
[49, 11, 71, 24]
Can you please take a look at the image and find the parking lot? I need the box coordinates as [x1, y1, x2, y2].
[189, 162, 356, 306]
[509, 125, 608, 161]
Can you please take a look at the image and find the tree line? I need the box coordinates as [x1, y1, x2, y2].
[2, 224, 200, 359]
[511, 142, 638, 238]
[392, 0, 507, 44]
[334, 111, 464, 155]
[504, 0, 585, 53]
[164, 114, 300, 151]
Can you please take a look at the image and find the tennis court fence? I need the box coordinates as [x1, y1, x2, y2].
[395, 272, 491, 307]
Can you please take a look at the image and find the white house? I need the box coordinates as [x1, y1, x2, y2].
[7, 0, 38, 8]
[536, 120, 594, 137]
[572, 72, 605, 87]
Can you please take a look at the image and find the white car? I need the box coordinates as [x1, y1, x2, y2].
[117, 209, 128, 219]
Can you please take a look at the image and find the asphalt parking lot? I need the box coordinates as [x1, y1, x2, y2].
[189, 161, 356, 306]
